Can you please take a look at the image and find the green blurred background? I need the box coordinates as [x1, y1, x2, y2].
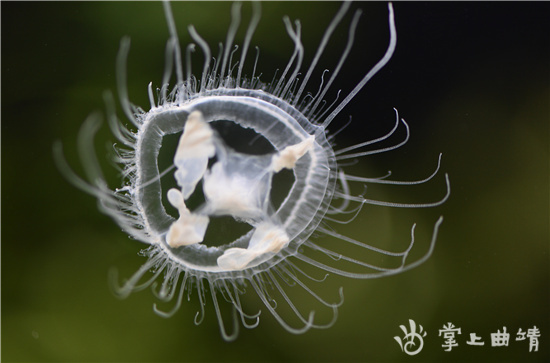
[2, 1, 548, 362]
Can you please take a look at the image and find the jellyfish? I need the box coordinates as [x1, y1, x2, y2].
[54, 1, 450, 341]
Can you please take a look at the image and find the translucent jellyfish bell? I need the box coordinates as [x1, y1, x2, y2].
[55, 1, 450, 341]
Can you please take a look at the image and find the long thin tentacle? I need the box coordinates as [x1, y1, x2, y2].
[322, 3, 397, 128]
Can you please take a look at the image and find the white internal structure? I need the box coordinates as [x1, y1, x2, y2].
[165, 111, 314, 271]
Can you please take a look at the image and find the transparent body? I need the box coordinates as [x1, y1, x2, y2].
[55, 1, 450, 340]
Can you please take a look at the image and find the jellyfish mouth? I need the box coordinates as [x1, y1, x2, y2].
[134, 90, 337, 274]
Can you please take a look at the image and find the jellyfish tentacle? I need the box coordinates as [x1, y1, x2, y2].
[275, 17, 302, 98]
[218, 2, 242, 85]
[109, 252, 164, 299]
[194, 277, 207, 325]
[322, 3, 397, 128]
[285, 260, 330, 283]
[237, 1, 261, 86]
[333, 173, 451, 208]
[276, 265, 344, 309]
[294, 1, 351, 105]
[322, 201, 365, 224]
[154, 272, 189, 318]
[309, 9, 362, 119]
[266, 270, 337, 330]
[103, 91, 136, 147]
[223, 280, 260, 329]
[161, 38, 176, 102]
[280, 19, 303, 99]
[334, 109, 401, 156]
[185, 43, 196, 89]
[188, 26, 211, 93]
[344, 153, 443, 185]
[313, 89, 342, 124]
[316, 225, 408, 256]
[304, 241, 400, 272]
[131, 259, 169, 292]
[336, 113, 410, 160]
[116, 37, 140, 128]
[152, 265, 181, 301]
[251, 275, 315, 334]
[162, 1, 184, 88]
[297, 217, 443, 279]
[210, 282, 239, 342]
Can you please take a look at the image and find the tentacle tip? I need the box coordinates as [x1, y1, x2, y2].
[120, 36, 131, 46]
[388, 3, 395, 20]
[107, 267, 129, 299]
[220, 330, 239, 342]
[307, 310, 316, 325]
[150, 281, 165, 299]
[337, 286, 345, 306]
[153, 303, 170, 318]
[194, 311, 204, 325]
[243, 314, 261, 330]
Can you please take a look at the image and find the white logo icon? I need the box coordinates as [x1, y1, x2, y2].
[394, 319, 427, 355]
